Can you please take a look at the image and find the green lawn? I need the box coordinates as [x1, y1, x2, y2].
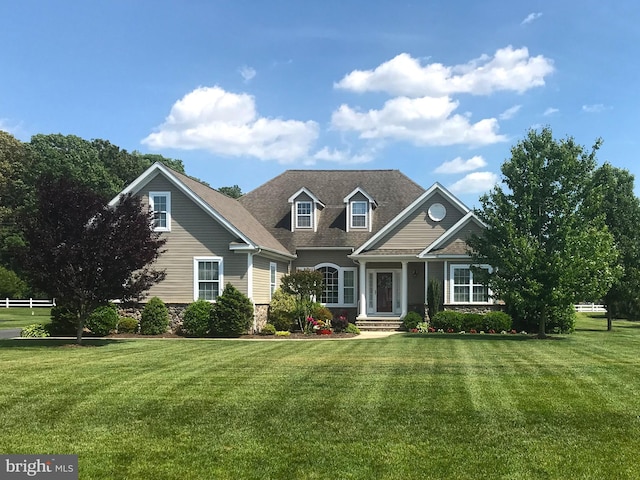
[1, 313, 639, 479]
[0, 307, 51, 329]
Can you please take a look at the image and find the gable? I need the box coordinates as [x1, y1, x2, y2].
[365, 192, 466, 252]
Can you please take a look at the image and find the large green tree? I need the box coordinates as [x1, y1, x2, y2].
[585, 163, 640, 329]
[20, 176, 166, 344]
[468, 128, 620, 337]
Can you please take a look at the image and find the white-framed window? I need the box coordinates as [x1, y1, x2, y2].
[314, 263, 357, 307]
[449, 264, 490, 304]
[269, 262, 277, 299]
[149, 191, 171, 232]
[296, 201, 313, 228]
[194, 257, 223, 301]
[350, 201, 368, 229]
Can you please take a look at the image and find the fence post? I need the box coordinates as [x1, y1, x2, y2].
[5, 298, 7, 308]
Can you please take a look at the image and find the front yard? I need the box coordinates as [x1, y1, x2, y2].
[0, 307, 50, 329]
[0, 313, 639, 479]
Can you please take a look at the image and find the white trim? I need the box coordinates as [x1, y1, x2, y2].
[343, 187, 377, 205]
[353, 182, 470, 256]
[193, 256, 223, 302]
[149, 191, 171, 232]
[312, 262, 358, 307]
[367, 269, 401, 315]
[295, 200, 314, 230]
[448, 263, 492, 304]
[247, 253, 254, 301]
[287, 187, 325, 207]
[349, 200, 369, 231]
[269, 262, 278, 300]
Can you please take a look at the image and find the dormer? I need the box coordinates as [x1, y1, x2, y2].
[288, 187, 325, 232]
[344, 187, 377, 232]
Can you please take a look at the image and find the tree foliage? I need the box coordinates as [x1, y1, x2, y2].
[280, 270, 324, 331]
[217, 185, 243, 199]
[468, 128, 620, 337]
[20, 176, 166, 343]
[585, 163, 640, 327]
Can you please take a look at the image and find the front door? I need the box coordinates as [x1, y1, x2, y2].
[376, 272, 394, 312]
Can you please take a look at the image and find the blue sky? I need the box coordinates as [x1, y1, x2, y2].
[1, 1, 638, 207]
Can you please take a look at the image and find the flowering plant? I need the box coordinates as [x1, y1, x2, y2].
[306, 316, 332, 334]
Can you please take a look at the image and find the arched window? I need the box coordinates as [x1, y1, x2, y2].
[310, 263, 357, 306]
[318, 266, 339, 304]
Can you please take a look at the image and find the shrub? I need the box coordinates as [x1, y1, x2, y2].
[312, 304, 333, 323]
[275, 330, 291, 336]
[139, 297, 169, 335]
[49, 305, 77, 336]
[427, 279, 442, 320]
[261, 323, 276, 335]
[182, 299, 213, 337]
[117, 317, 139, 334]
[267, 289, 297, 331]
[20, 323, 50, 338]
[416, 322, 430, 333]
[85, 304, 118, 336]
[332, 312, 349, 332]
[431, 310, 463, 331]
[402, 311, 423, 330]
[484, 311, 513, 332]
[344, 323, 361, 334]
[461, 313, 484, 332]
[546, 305, 576, 333]
[210, 283, 253, 337]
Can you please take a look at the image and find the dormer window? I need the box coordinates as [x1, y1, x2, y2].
[351, 201, 368, 228]
[296, 201, 313, 228]
[344, 187, 376, 233]
[288, 187, 324, 232]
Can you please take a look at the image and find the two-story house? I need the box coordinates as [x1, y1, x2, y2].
[111, 162, 496, 330]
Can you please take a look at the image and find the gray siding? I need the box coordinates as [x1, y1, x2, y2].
[252, 255, 288, 304]
[294, 249, 356, 269]
[371, 193, 465, 251]
[141, 175, 248, 303]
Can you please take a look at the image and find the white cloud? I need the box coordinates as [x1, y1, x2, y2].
[334, 46, 554, 97]
[582, 104, 607, 113]
[239, 65, 256, 83]
[499, 105, 521, 120]
[449, 172, 499, 194]
[331, 95, 506, 146]
[543, 107, 559, 116]
[435, 156, 487, 174]
[521, 12, 543, 25]
[312, 147, 373, 164]
[142, 86, 319, 163]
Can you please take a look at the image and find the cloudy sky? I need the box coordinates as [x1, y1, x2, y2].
[1, 1, 638, 206]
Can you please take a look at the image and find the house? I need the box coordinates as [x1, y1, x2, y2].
[111, 162, 498, 331]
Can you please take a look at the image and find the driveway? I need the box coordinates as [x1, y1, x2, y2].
[0, 329, 21, 339]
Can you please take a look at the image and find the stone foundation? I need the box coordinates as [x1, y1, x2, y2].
[442, 304, 504, 315]
[254, 304, 269, 333]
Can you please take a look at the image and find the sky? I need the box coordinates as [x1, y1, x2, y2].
[1, 1, 639, 207]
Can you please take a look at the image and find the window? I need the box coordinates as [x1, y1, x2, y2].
[313, 263, 357, 307]
[450, 264, 490, 303]
[194, 257, 223, 301]
[270, 262, 277, 298]
[296, 201, 312, 228]
[149, 191, 171, 232]
[351, 201, 368, 228]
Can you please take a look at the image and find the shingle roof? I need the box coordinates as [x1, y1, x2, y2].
[169, 170, 292, 257]
[239, 170, 425, 253]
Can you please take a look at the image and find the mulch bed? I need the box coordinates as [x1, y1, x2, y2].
[104, 332, 357, 340]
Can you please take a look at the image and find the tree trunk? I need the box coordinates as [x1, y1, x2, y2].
[607, 309, 613, 331]
[537, 307, 547, 339]
[76, 314, 84, 345]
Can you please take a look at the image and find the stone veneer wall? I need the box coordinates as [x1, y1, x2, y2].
[442, 304, 504, 315]
[119, 303, 265, 334]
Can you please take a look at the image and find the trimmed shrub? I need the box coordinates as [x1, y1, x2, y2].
[431, 310, 463, 331]
[402, 311, 423, 330]
[275, 330, 291, 336]
[416, 322, 430, 333]
[117, 317, 139, 334]
[546, 305, 576, 333]
[267, 289, 297, 331]
[427, 279, 442, 320]
[139, 297, 169, 335]
[49, 305, 77, 336]
[484, 311, 512, 332]
[461, 313, 484, 332]
[210, 283, 253, 337]
[182, 299, 213, 337]
[345, 323, 361, 334]
[261, 323, 276, 335]
[21, 323, 50, 338]
[86, 305, 118, 336]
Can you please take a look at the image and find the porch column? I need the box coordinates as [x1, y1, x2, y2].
[424, 261, 429, 306]
[358, 260, 367, 319]
[401, 261, 408, 318]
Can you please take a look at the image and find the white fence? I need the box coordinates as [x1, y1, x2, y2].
[3, 298, 56, 308]
[574, 303, 606, 313]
